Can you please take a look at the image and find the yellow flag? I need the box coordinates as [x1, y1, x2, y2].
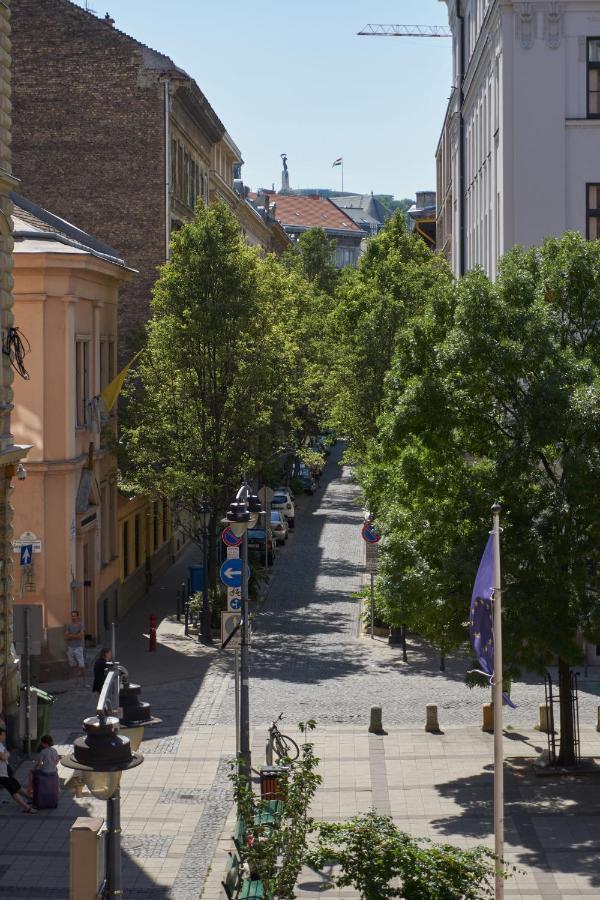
[100, 351, 142, 413]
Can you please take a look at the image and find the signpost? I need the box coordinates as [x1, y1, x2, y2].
[227, 587, 242, 612]
[222, 526, 242, 548]
[361, 521, 381, 544]
[361, 522, 380, 638]
[221, 611, 242, 649]
[13, 604, 43, 758]
[19, 545, 33, 567]
[219, 559, 249, 589]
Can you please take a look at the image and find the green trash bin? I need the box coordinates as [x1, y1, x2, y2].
[32, 687, 55, 748]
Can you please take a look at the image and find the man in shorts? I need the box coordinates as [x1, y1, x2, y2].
[65, 609, 86, 685]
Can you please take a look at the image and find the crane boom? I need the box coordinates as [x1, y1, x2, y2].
[358, 24, 451, 38]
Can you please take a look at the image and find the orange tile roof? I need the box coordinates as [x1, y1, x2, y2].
[252, 193, 363, 234]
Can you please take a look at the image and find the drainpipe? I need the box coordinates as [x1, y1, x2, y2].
[457, 1, 466, 277]
[163, 78, 171, 260]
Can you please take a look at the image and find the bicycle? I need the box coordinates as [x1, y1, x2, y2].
[265, 713, 299, 765]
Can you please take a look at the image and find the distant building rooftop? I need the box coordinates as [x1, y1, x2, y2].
[262, 193, 363, 236]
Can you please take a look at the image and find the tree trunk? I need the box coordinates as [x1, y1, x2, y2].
[557, 657, 576, 767]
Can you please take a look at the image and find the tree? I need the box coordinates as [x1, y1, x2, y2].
[327, 212, 452, 455]
[283, 227, 338, 296]
[307, 811, 497, 899]
[362, 232, 600, 764]
[121, 202, 296, 588]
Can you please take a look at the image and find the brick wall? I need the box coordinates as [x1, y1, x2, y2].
[11, 0, 166, 357]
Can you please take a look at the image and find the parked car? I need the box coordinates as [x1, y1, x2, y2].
[247, 527, 276, 566]
[298, 465, 316, 494]
[270, 510, 288, 545]
[274, 486, 295, 502]
[271, 492, 295, 529]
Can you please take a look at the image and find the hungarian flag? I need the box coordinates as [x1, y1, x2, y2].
[332, 157, 343, 167]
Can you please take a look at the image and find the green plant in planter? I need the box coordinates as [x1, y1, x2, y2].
[230, 721, 322, 898]
[307, 811, 499, 899]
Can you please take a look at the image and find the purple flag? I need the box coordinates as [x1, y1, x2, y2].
[469, 535, 516, 708]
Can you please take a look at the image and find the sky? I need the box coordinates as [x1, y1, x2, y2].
[73, 0, 452, 200]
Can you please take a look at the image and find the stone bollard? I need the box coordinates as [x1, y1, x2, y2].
[482, 703, 494, 733]
[425, 704, 441, 733]
[534, 704, 552, 733]
[368, 706, 385, 735]
[597, 706, 600, 733]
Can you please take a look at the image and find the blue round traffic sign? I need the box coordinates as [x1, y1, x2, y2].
[361, 522, 380, 544]
[219, 558, 250, 588]
[229, 596, 242, 611]
[222, 526, 243, 547]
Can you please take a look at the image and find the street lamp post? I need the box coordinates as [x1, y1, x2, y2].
[199, 501, 212, 644]
[225, 483, 263, 776]
[62, 667, 143, 899]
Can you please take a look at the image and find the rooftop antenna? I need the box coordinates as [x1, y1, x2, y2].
[84, 1, 97, 12]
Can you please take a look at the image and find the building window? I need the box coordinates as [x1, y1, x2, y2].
[587, 184, 600, 239]
[75, 339, 90, 426]
[100, 339, 115, 392]
[101, 483, 109, 565]
[122, 520, 129, 578]
[588, 39, 600, 117]
[134, 514, 141, 569]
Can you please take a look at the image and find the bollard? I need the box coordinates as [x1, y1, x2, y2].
[534, 704, 552, 733]
[368, 706, 385, 735]
[148, 613, 157, 652]
[482, 703, 494, 733]
[597, 706, 600, 733]
[425, 704, 441, 733]
[184, 599, 190, 636]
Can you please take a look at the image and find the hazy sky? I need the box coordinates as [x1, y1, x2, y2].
[73, 0, 452, 200]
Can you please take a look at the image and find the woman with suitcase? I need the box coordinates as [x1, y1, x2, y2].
[29, 734, 60, 809]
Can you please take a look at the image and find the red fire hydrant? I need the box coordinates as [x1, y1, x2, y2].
[149, 613, 157, 652]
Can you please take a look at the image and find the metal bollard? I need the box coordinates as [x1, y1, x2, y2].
[425, 704, 441, 733]
[184, 600, 190, 637]
[535, 704, 552, 733]
[482, 703, 494, 733]
[148, 613, 157, 652]
[368, 706, 385, 735]
[596, 706, 600, 733]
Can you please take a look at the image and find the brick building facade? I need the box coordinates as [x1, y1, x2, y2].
[11, 0, 225, 359]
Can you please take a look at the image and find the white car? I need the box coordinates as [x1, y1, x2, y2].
[271, 491, 295, 529]
[270, 510, 289, 545]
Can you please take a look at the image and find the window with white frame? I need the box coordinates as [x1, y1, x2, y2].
[587, 184, 600, 239]
[588, 38, 600, 117]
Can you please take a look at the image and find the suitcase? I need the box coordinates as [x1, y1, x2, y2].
[32, 769, 59, 809]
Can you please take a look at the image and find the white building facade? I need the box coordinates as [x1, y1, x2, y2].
[438, 0, 600, 279]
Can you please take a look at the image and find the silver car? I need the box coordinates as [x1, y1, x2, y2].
[270, 509, 289, 545]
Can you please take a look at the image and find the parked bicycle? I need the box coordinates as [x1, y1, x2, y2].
[265, 713, 299, 765]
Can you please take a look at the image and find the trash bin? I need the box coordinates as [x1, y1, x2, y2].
[259, 765, 289, 801]
[188, 565, 204, 594]
[33, 687, 55, 745]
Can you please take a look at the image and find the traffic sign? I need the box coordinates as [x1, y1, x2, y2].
[226, 546, 240, 559]
[19, 545, 33, 567]
[13, 530, 42, 554]
[219, 558, 249, 588]
[221, 612, 241, 649]
[222, 526, 242, 547]
[227, 587, 242, 611]
[361, 522, 381, 544]
[365, 541, 379, 574]
[258, 486, 274, 512]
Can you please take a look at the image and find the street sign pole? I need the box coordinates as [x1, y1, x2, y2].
[240, 528, 251, 775]
[234, 649, 240, 757]
[370, 573, 375, 639]
[24, 606, 31, 759]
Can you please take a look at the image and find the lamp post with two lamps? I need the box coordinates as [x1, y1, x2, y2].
[224, 483, 263, 776]
[63, 664, 160, 899]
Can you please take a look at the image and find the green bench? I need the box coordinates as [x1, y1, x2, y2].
[222, 851, 268, 899]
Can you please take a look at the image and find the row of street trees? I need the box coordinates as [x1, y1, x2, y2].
[328, 224, 600, 766]
[120, 197, 600, 764]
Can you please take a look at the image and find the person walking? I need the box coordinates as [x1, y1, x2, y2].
[92, 647, 112, 693]
[64, 609, 86, 686]
[0, 726, 36, 813]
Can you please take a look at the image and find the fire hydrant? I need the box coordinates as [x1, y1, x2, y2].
[149, 613, 157, 652]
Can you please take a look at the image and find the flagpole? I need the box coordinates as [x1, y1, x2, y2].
[491, 502, 504, 900]
[341, 159, 344, 193]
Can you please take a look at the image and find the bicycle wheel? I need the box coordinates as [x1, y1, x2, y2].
[273, 732, 299, 761]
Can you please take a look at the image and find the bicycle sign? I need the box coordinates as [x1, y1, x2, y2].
[361, 521, 381, 544]
[222, 526, 242, 547]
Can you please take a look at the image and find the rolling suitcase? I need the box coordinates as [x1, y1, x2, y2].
[32, 769, 59, 809]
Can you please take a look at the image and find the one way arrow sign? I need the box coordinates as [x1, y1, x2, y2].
[19, 545, 33, 567]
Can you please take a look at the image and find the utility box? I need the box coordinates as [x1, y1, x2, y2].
[70, 817, 106, 900]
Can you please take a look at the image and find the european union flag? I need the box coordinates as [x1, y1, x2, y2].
[469, 535, 516, 708]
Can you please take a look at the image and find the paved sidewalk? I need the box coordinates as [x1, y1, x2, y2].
[202, 725, 600, 900]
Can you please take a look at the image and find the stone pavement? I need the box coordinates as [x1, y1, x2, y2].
[202, 724, 600, 900]
[0, 442, 599, 898]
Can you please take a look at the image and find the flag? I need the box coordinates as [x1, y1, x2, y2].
[332, 157, 343, 167]
[100, 351, 142, 414]
[469, 535, 516, 708]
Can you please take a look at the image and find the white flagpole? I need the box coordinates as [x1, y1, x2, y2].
[491, 502, 504, 899]
[341, 159, 344, 193]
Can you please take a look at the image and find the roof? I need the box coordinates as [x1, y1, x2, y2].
[330, 194, 390, 230]
[260, 194, 363, 236]
[11, 192, 134, 270]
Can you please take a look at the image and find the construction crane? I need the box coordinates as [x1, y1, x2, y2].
[358, 24, 451, 38]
